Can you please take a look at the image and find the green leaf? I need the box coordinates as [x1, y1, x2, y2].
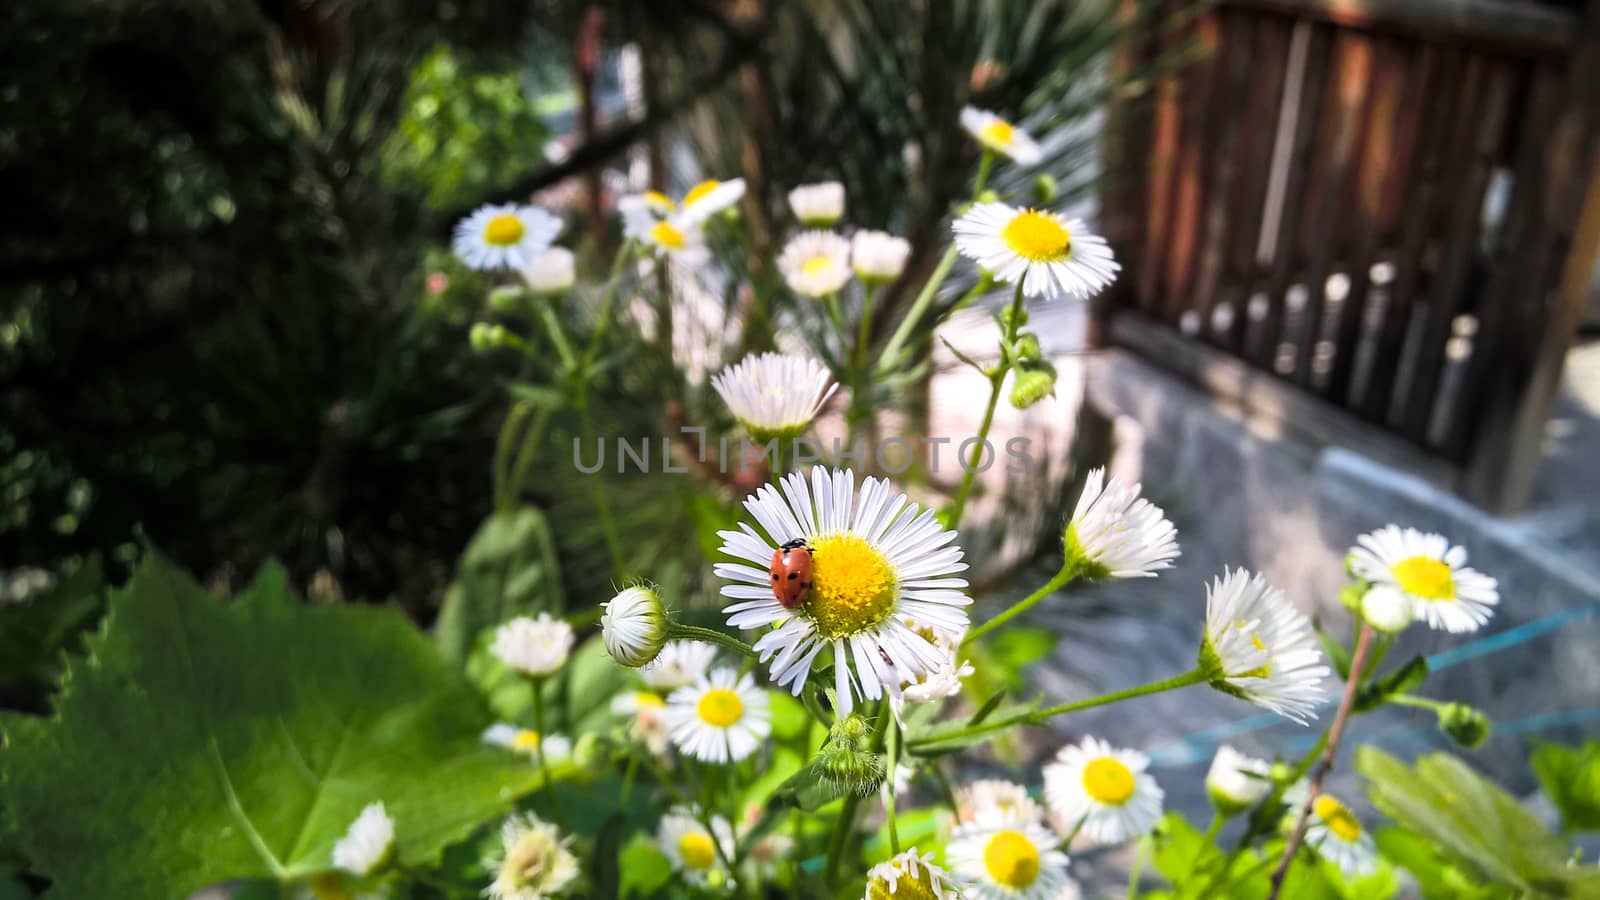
[618, 835, 673, 899]
[436, 508, 564, 665]
[0, 555, 107, 689]
[1376, 827, 1515, 900]
[1313, 617, 1352, 681]
[1531, 741, 1600, 834]
[0, 554, 543, 899]
[1354, 654, 1429, 712]
[1357, 747, 1596, 895]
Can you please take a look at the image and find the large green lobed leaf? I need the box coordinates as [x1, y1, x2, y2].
[0, 555, 542, 898]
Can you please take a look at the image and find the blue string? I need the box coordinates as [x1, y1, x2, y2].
[1145, 599, 1600, 768]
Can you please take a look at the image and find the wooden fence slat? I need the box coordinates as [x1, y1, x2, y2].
[1191, 10, 1260, 342]
[1162, 13, 1226, 324]
[1138, 58, 1183, 313]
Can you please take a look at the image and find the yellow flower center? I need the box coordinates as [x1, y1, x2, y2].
[634, 691, 665, 708]
[981, 119, 1016, 147]
[678, 832, 717, 870]
[483, 214, 525, 246]
[1313, 794, 1362, 842]
[806, 533, 898, 640]
[1082, 756, 1136, 805]
[683, 179, 722, 207]
[1392, 556, 1455, 601]
[982, 829, 1040, 888]
[697, 688, 745, 727]
[511, 729, 542, 752]
[1000, 210, 1072, 262]
[643, 190, 674, 211]
[802, 255, 838, 278]
[650, 221, 687, 250]
[868, 862, 940, 900]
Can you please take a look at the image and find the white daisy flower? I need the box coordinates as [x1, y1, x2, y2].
[949, 810, 1077, 900]
[485, 812, 579, 900]
[640, 640, 718, 691]
[956, 779, 1044, 826]
[890, 627, 973, 724]
[1285, 783, 1378, 879]
[452, 203, 562, 271]
[610, 689, 671, 755]
[788, 181, 846, 227]
[1043, 736, 1164, 846]
[618, 190, 676, 220]
[622, 203, 708, 263]
[664, 667, 772, 764]
[777, 230, 853, 297]
[1199, 568, 1330, 724]
[657, 806, 735, 883]
[678, 177, 746, 223]
[953, 203, 1119, 301]
[747, 831, 795, 880]
[521, 246, 576, 296]
[851, 230, 913, 284]
[490, 613, 574, 678]
[711, 352, 838, 442]
[715, 467, 973, 714]
[864, 847, 961, 899]
[960, 106, 1044, 164]
[1205, 745, 1272, 816]
[331, 802, 395, 876]
[1064, 468, 1179, 578]
[482, 724, 573, 763]
[1349, 525, 1499, 634]
[602, 586, 668, 667]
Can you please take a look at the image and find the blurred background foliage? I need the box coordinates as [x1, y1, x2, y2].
[0, 0, 1156, 635]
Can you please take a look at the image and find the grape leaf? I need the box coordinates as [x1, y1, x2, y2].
[0, 554, 542, 899]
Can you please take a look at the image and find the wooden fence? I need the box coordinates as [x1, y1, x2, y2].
[1103, 0, 1600, 513]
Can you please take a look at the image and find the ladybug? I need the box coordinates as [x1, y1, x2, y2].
[770, 538, 814, 610]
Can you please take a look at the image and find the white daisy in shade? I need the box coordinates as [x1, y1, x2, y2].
[622, 203, 708, 263]
[1349, 525, 1499, 634]
[959, 106, 1044, 165]
[711, 352, 838, 442]
[715, 467, 972, 714]
[1063, 468, 1180, 578]
[331, 802, 395, 876]
[778, 230, 853, 297]
[601, 585, 668, 668]
[948, 810, 1077, 900]
[640, 640, 718, 691]
[1205, 745, 1272, 817]
[891, 627, 973, 724]
[1360, 584, 1416, 633]
[864, 847, 961, 899]
[678, 177, 746, 223]
[664, 666, 772, 763]
[788, 181, 846, 227]
[1043, 736, 1164, 846]
[490, 613, 574, 678]
[1199, 568, 1330, 724]
[953, 203, 1119, 301]
[1285, 782, 1378, 879]
[521, 246, 576, 296]
[453, 203, 562, 271]
[851, 230, 913, 284]
[657, 806, 735, 884]
[482, 724, 573, 763]
[610, 689, 671, 754]
[956, 779, 1043, 826]
[485, 812, 579, 900]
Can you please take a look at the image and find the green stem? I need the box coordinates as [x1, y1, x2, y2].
[503, 406, 554, 510]
[667, 624, 759, 660]
[1203, 811, 1224, 844]
[875, 246, 960, 376]
[824, 793, 861, 887]
[946, 282, 1025, 530]
[1386, 693, 1446, 712]
[884, 707, 901, 855]
[1126, 834, 1149, 900]
[493, 401, 535, 511]
[854, 282, 879, 372]
[534, 298, 578, 372]
[530, 684, 567, 829]
[576, 395, 625, 578]
[581, 240, 636, 373]
[962, 561, 1080, 647]
[1061, 813, 1089, 848]
[973, 148, 996, 198]
[824, 292, 848, 339]
[908, 668, 1207, 751]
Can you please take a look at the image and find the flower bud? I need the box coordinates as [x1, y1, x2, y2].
[999, 304, 1029, 331]
[489, 285, 527, 313]
[601, 586, 669, 668]
[815, 717, 885, 797]
[787, 181, 846, 228]
[469, 322, 499, 353]
[1014, 332, 1042, 361]
[976, 189, 1002, 204]
[1031, 174, 1059, 206]
[1009, 362, 1057, 409]
[1361, 584, 1415, 633]
[1438, 702, 1491, 749]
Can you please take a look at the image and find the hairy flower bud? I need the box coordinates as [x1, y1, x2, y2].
[489, 285, 527, 313]
[1010, 361, 1057, 409]
[1031, 174, 1059, 206]
[1438, 702, 1492, 749]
